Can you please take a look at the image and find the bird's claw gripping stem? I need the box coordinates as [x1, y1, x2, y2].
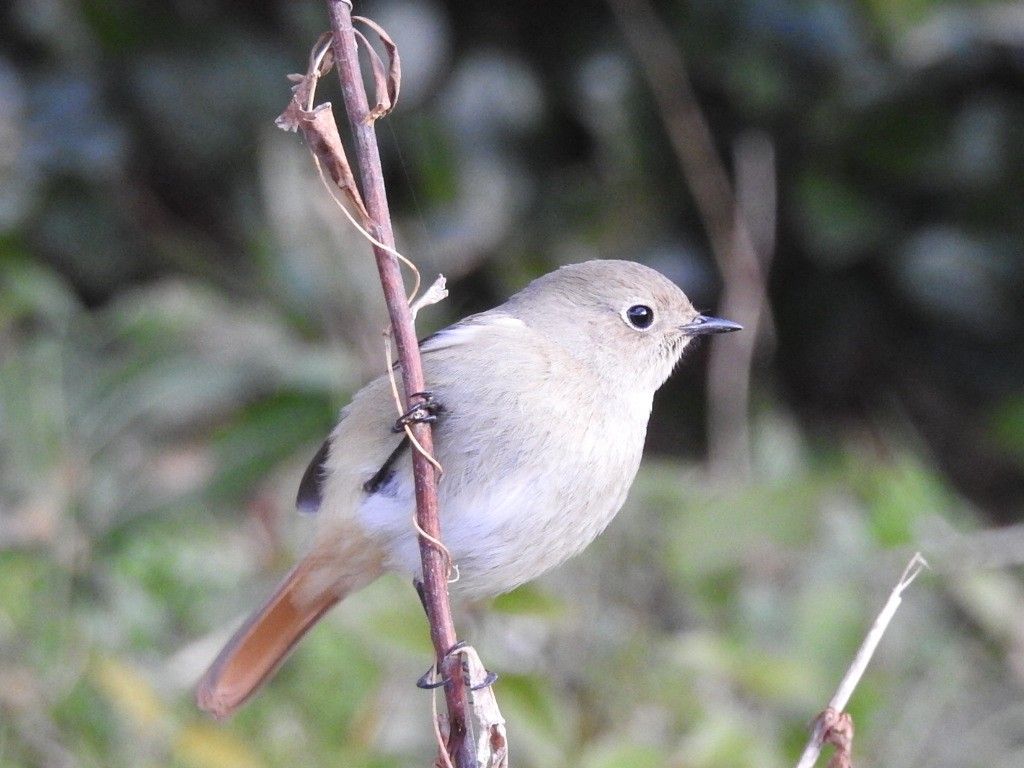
[392, 391, 443, 433]
[415, 640, 499, 691]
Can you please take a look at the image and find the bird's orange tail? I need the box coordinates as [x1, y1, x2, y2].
[196, 552, 379, 718]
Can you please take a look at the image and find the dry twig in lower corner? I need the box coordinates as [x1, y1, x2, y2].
[795, 553, 929, 768]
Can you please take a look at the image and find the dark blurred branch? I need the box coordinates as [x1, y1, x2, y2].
[606, 0, 774, 478]
[323, 2, 474, 765]
[707, 132, 775, 473]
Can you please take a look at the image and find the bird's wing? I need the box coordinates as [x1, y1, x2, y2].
[294, 312, 528, 516]
[199, 313, 535, 719]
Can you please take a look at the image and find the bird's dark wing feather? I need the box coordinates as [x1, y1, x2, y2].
[296, 438, 331, 514]
[294, 311, 517, 514]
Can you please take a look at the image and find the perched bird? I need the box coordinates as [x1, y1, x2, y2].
[197, 259, 740, 717]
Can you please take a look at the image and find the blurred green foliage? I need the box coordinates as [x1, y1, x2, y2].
[2, 0, 1024, 766]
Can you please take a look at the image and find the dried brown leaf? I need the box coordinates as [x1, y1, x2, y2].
[300, 103, 372, 226]
[309, 31, 335, 79]
[278, 32, 335, 130]
[275, 32, 370, 226]
[275, 96, 304, 134]
[353, 15, 401, 123]
[819, 708, 854, 768]
[353, 29, 392, 123]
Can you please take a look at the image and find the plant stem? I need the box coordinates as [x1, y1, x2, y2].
[323, 2, 472, 765]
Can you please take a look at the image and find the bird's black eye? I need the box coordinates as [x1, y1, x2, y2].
[625, 304, 655, 329]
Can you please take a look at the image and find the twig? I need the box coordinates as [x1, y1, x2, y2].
[605, 0, 773, 478]
[705, 133, 775, 477]
[795, 553, 929, 768]
[322, 2, 474, 765]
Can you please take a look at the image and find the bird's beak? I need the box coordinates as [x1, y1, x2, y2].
[679, 314, 743, 335]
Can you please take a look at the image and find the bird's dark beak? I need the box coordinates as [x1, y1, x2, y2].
[679, 314, 743, 335]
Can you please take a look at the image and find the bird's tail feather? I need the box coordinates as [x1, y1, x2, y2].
[196, 550, 380, 718]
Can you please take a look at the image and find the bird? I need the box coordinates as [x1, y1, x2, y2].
[196, 259, 741, 718]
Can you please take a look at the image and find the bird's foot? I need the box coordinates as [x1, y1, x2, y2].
[392, 391, 443, 433]
[415, 640, 499, 691]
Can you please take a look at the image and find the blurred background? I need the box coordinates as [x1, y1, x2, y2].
[2, 0, 1023, 766]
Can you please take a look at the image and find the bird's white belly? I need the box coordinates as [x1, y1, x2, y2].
[357, 447, 639, 598]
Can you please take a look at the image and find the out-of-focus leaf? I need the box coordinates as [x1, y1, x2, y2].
[581, 742, 665, 768]
[174, 724, 267, 768]
[863, 0, 938, 35]
[795, 172, 887, 265]
[91, 656, 165, 729]
[361, 597, 435, 655]
[491, 583, 565, 616]
[990, 396, 1024, 461]
[677, 710, 766, 768]
[210, 392, 335, 501]
[289, 627, 380, 734]
[493, 673, 567, 766]
[0, 256, 79, 330]
[639, 461, 820, 585]
[852, 454, 953, 546]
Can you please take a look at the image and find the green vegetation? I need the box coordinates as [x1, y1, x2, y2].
[2, 0, 1023, 765]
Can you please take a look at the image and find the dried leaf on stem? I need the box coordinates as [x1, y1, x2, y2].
[353, 15, 401, 123]
[276, 32, 372, 227]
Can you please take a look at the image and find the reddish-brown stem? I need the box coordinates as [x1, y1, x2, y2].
[324, 2, 472, 765]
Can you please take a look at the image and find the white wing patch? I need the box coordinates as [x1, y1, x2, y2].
[421, 314, 527, 354]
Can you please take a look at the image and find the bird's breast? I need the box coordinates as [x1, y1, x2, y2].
[361, 375, 652, 598]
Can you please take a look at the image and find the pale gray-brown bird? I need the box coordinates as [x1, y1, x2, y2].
[197, 259, 740, 717]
